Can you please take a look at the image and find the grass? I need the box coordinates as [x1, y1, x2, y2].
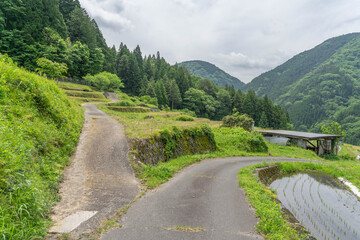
[98, 104, 221, 139]
[81, 191, 146, 240]
[0, 54, 84, 239]
[58, 82, 93, 92]
[68, 96, 109, 103]
[339, 143, 360, 158]
[58, 82, 110, 104]
[238, 160, 360, 239]
[165, 225, 205, 232]
[64, 90, 106, 99]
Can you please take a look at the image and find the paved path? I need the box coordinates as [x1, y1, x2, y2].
[102, 157, 307, 240]
[48, 100, 139, 238]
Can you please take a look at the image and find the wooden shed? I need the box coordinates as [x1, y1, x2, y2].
[257, 130, 342, 155]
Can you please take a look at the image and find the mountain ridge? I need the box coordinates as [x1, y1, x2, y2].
[243, 33, 360, 145]
[179, 60, 245, 89]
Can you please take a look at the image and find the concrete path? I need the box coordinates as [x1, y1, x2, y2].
[102, 157, 307, 240]
[48, 101, 139, 238]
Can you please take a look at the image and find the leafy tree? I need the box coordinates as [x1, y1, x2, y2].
[183, 88, 218, 119]
[222, 112, 254, 131]
[197, 78, 217, 97]
[36, 57, 68, 79]
[88, 47, 104, 75]
[83, 71, 124, 91]
[321, 121, 345, 139]
[68, 41, 90, 78]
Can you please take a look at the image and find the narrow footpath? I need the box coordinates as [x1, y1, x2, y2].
[48, 94, 139, 238]
[102, 157, 307, 240]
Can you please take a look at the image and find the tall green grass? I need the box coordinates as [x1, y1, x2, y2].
[0, 54, 84, 239]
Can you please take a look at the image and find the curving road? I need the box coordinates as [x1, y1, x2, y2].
[102, 157, 308, 240]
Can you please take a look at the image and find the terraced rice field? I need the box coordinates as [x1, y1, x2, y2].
[270, 173, 360, 240]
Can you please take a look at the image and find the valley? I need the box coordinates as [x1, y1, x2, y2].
[1, 1, 360, 240]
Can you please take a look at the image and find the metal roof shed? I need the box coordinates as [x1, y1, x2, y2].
[257, 130, 342, 155]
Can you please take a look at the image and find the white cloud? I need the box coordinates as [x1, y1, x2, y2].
[79, 0, 360, 83]
[79, 0, 133, 31]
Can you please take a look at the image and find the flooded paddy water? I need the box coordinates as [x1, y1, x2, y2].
[270, 173, 360, 240]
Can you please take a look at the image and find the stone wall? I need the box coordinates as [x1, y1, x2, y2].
[132, 125, 217, 165]
[256, 165, 280, 185]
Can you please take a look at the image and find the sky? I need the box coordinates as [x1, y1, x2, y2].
[79, 0, 360, 83]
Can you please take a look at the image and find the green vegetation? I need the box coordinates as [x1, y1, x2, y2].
[244, 33, 360, 145]
[133, 125, 217, 165]
[58, 82, 93, 92]
[131, 124, 319, 189]
[98, 103, 220, 139]
[339, 143, 360, 158]
[238, 160, 360, 239]
[64, 90, 106, 99]
[83, 72, 124, 91]
[215, 128, 268, 153]
[222, 112, 254, 131]
[57, 82, 110, 103]
[111, 100, 137, 107]
[179, 60, 245, 90]
[238, 164, 302, 240]
[0, 0, 290, 127]
[36, 58, 68, 80]
[0, 54, 83, 239]
[165, 225, 205, 232]
[175, 115, 194, 121]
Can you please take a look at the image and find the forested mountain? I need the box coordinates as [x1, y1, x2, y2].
[244, 33, 360, 145]
[0, 0, 114, 77]
[0, 0, 290, 129]
[179, 60, 245, 90]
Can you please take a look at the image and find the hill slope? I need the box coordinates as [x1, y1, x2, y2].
[244, 33, 360, 145]
[0, 54, 83, 238]
[179, 60, 245, 89]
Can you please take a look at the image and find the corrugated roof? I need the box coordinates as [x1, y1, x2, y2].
[257, 130, 342, 140]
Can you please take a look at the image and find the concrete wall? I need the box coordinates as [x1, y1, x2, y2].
[264, 136, 290, 146]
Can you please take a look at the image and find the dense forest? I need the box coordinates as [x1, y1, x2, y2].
[179, 60, 245, 90]
[0, 0, 290, 129]
[243, 33, 360, 145]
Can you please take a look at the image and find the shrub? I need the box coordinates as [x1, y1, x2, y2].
[222, 112, 254, 131]
[111, 100, 136, 107]
[214, 127, 268, 153]
[141, 95, 158, 106]
[176, 115, 194, 121]
[83, 71, 124, 91]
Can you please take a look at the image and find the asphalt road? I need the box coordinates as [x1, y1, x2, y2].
[102, 157, 307, 240]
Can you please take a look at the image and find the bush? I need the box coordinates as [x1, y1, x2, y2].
[214, 127, 268, 153]
[222, 112, 254, 131]
[111, 100, 136, 107]
[83, 71, 124, 91]
[176, 115, 194, 121]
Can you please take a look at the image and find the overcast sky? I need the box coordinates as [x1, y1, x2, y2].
[79, 0, 360, 83]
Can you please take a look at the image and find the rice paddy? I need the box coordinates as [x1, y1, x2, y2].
[270, 173, 360, 240]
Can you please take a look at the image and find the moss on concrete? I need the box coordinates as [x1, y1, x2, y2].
[132, 125, 217, 165]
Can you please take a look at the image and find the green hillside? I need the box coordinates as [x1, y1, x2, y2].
[0, 54, 83, 239]
[179, 60, 245, 90]
[244, 33, 360, 145]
